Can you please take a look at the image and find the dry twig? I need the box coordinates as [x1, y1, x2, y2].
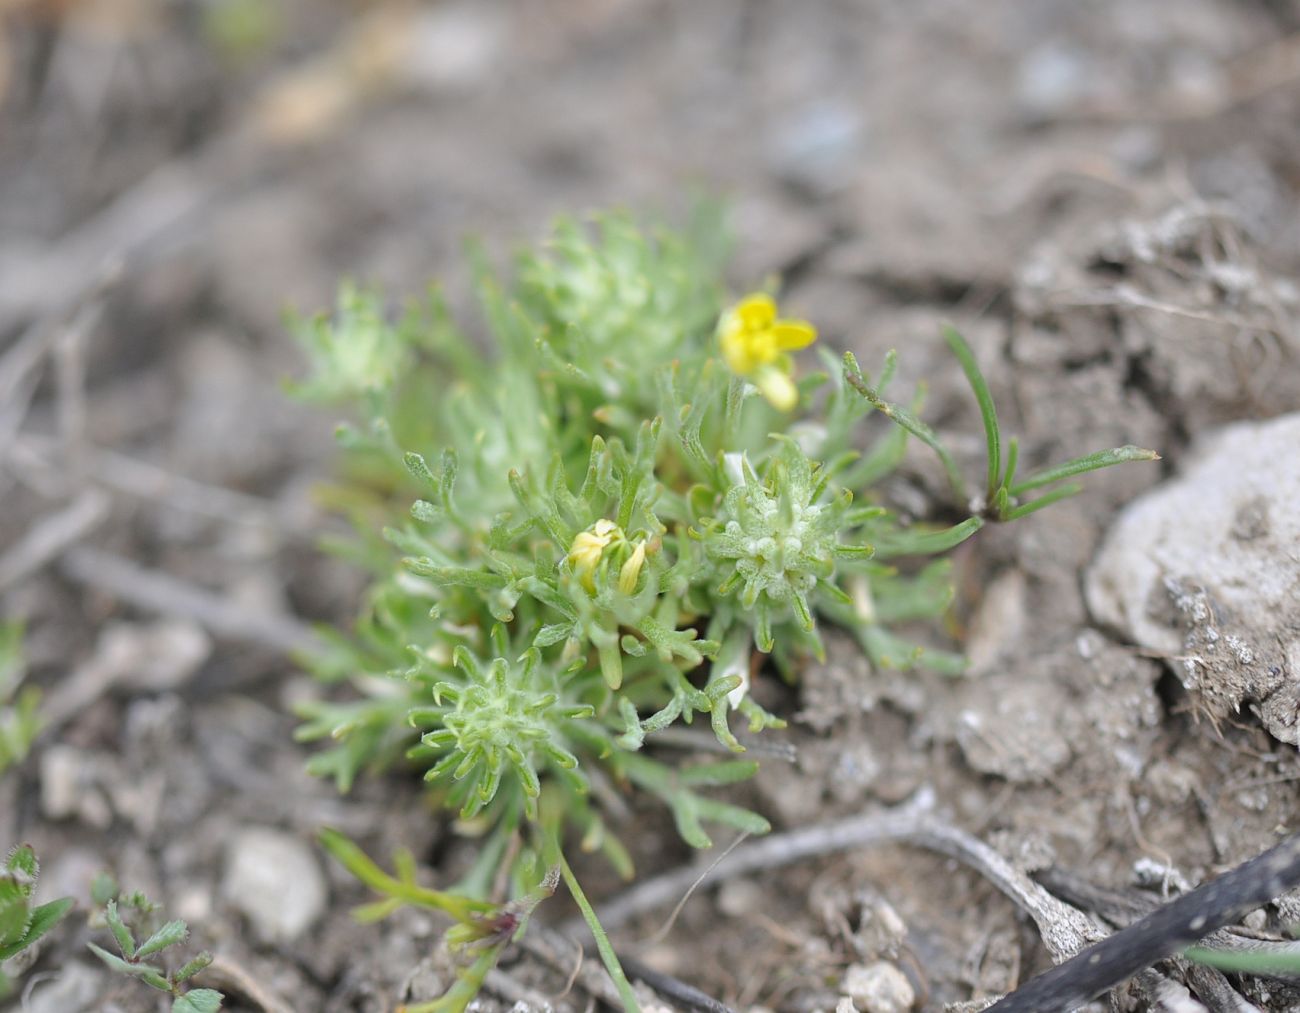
[562, 790, 1098, 963]
[17, 434, 288, 531]
[0, 489, 111, 592]
[198, 955, 296, 1013]
[60, 546, 320, 655]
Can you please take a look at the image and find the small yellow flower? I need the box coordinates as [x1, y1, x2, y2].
[567, 519, 618, 591]
[617, 540, 647, 595]
[718, 293, 817, 411]
[567, 520, 650, 596]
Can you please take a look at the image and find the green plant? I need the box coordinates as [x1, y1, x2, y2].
[0, 845, 73, 997]
[0, 622, 41, 775]
[87, 875, 223, 1013]
[291, 207, 1155, 1010]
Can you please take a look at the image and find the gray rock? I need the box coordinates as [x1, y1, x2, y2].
[223, 827, 327, 943]
[1086, 414, 1300, 743]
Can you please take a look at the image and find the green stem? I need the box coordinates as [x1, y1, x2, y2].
[556, 850, 640, 1012]
[843, 353, 968, 503]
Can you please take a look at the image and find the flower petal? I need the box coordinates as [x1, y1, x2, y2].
[719, 327, 753, 374]
[735, 293, 777, 330]
[754, 366, 798, 412]
[618, 541, 647, 595]
[772, 320, 817, 351]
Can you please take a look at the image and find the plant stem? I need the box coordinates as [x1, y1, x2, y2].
[557, 850, 641, 1012]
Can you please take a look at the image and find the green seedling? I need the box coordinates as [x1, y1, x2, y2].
[291, 207, 1155, 1009]
[0, 845, 74, 997]
[87, 875, 223, 1013]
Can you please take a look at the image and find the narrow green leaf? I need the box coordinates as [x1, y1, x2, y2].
[136, 918, 188, 957]
[174, 952, 214, 982]
[672, 798, 712, 849]
[1002, 483, 1083, 520]
[411, 500, 441, 523]
[317, 829, 493, 920]
[1185, 944, 1300, 975]
[402, 559, 506, 591]
[941, 325, 1002, 499]
[105, 899, 136, 958]
[1009, 445, 1159, 496]
[404, 451, 437, 490]
[677, 760, 760, 788]
[692, 796, 772, 837]
[533, 623, 572, 648]
[870, 516, 983, 559]
[1000, 436, 1020, 492]
[19, 897, 73, 948]
[87, 940, 162, 979]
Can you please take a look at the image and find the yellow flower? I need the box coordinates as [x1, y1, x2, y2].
[567, 519, 618, 591]
[617, 540, 647, 595]
[567, 520, 650, 596]
[718, 293, 817, 411]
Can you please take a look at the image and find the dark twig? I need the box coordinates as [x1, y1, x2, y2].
[618, 952, 736, 1013]
[1036, 867, 1268, 1012]
[988, 833, 1300, 1013]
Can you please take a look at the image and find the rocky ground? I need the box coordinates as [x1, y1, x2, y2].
[2, 1, 1300, 1010]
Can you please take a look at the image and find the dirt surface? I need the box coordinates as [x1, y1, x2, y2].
[3, 1, 1300, 1011]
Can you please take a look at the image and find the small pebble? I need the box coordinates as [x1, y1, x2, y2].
[717, 877, 765, 917]
[40, 745, 87, 821]
[223, 827, 327, 942]
[843, 961, 915, 1013]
